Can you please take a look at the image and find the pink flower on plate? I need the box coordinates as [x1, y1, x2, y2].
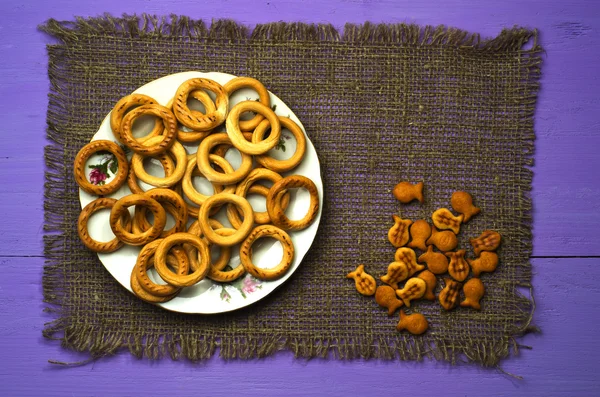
[220, 287, 231, 302]
[89, 167, 107, 185]
[242, 276, 261, 294]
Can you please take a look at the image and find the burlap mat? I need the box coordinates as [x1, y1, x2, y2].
[41, 15, 542, 366]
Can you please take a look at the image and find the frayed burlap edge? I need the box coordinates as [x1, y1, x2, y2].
[41, 14, 541, 369]
[40, 13, 538, 49]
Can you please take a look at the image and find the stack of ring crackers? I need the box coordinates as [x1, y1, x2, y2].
[74, 76, 319, 304]
[346, 182, 501, 335]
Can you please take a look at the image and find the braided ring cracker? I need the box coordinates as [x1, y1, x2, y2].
[110, 94, 163, 144]
[254, 116, 307, 173]
[120, 104, 177, 156]
[154, 232, 211, 287]
[77, 197, 131, 253]
[74, 140, 129, 195]
[223, 77, 271, 131]
[173, 78, 228, 131]
[166, 90, 216, 143]
[110, 194, 166, 246]
[240, 225, 295, 281]
[225, 101, 281, 155]
[198, 193, 254, 247]
[266, 175, 320, 231]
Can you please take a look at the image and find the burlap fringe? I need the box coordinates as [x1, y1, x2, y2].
[41, 322, 538, 368]
[41, 14, 541, 368]
[40, 13, 540, 52]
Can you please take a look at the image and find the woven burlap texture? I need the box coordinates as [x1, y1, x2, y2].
[41, 15, 542, 366]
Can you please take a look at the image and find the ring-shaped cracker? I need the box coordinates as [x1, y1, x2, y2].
[131, 271, 179, 303]
[132, 201, 179, 235]
[225, 101, 281, 155]
[120, 104, 177, 156]
[186, 220, 232, 273]
[185, 219, 220, 246]
[110, 94, 163, 144]
[127, 152, 175, 194]
[226, 168, 287, 227]
[254, 116, 307, 173]
[182, 154, 236, 206]
[209, 131, 253, 158]
[212, 143, 231, 158]
[185, 199, 203, 219]
[166, 90, 216, 143]
[196, 133, 253, 185]
[74, 140, 129, 195]
[132, 188, 188, 238]
[131, 137, 187, 188]
[134, 239, 190, 297]
[266, 175, 320, 231]
[207, 228, 246, 283]
[110, 194, 166, 246]
[130, 252, 181, 304]
[173, 78, 228, 131]
[240, 225, 295, 281]
[198, 193, 254, 247]
[246, 184, 291, 217]
[154, 232, 211, 287]
[77, 197, 131, 253]
[223, 77, 271, 131]
[181, 155, 233, 218]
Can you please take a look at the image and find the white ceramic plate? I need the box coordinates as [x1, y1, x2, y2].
[79, 71, 323, 314]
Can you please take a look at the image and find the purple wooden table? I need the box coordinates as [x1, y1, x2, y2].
[2, 0, 599, 395]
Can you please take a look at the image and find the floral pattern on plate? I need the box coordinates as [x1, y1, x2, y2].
[216, 269, 263, 302]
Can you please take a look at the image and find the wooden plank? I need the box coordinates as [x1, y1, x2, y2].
[0, 257, 597, 396]
[0, 0, 597, 256]
[0, 0, 599, 396]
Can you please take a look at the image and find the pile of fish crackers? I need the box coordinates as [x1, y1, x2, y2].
[346, 182, 501, 335]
